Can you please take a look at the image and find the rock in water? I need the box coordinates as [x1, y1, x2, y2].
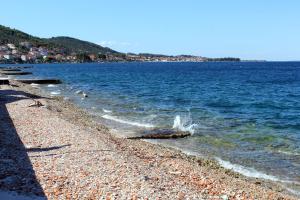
[127, 129, 191, 139]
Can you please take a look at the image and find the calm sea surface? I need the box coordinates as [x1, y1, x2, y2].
[6, 62, 300, 190]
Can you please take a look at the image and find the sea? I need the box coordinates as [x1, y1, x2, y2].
[4, 62, 300, 193]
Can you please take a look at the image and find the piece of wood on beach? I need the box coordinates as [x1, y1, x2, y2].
[1, 68, 22, 71]
[127, 129, 191, 139]
[0, 71, 33, 75]
[15, 79, 62, 84]
[0, 77, 9, 85]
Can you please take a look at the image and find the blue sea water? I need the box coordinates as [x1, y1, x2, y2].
[5, 62, 300, 190]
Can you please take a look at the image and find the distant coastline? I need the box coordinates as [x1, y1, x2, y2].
[0, 25, 240, 64]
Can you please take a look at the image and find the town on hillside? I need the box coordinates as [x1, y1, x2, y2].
[0, 42, 240, 64]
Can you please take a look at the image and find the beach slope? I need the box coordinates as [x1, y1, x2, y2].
[0, 83, 297, 199]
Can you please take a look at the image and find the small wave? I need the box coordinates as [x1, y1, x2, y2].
[172, 115, 197, 134]
[215, 157, 300, 186]
[286, 187, 300, 197]
[47, 84, 57, 88]
[50, 91, 61, 95]
[102, 114, 155, 128]
[277, 150, 300, 156]
[102, 109, 112, 113]
[30, 83, 40, 87]
[215, 157, 280, 181]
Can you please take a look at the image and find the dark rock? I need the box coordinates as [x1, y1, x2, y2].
[15, 79, 62, 84]
[1, 69, 21, 72]
[0, 78, 9, 85]
[127, 129, 191, 139]
[0, 71, 32, 75]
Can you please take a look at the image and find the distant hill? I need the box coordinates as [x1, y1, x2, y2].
[0, 25, 44, 45]
[47, 36, 118, 54]
[0, 25, 118, 54]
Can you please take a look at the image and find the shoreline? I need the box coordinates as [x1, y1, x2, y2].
[0, 81, 298, 199]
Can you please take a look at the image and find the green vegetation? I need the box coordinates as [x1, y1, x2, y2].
[0, 25, 118, 54]
[0, 25, 43, 45]
[47, 37, 118, 54]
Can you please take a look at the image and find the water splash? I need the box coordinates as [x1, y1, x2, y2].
[172, 115, 197, 135]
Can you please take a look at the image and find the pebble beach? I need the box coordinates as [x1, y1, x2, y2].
[0, 81, 298, 200]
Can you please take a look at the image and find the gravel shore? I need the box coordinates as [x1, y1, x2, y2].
[0, 82, 298, 199]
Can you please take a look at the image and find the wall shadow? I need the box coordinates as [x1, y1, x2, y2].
[0, 89, 47, 197]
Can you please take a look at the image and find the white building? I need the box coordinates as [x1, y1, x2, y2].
[38, 47, 48, 56]
[0, 45, 8, 51]
[19, 41, 32, 48]
[12, 49, 18, 54]
[7, 44, 16, 49]
[21, 55, 27, 61]
[4, 54, 11, 59]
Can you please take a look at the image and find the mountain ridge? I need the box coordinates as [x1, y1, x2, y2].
[0, 25, 118, 54]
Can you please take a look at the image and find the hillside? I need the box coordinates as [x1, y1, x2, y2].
[0, 25, 45, 46]
[0, 25, 118, 54]
[47, 36, 118, 54]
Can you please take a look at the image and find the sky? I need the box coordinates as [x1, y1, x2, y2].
[1, 0, 300, 61]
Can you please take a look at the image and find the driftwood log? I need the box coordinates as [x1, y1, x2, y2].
[1, 69, 22, 72]
[0, 78, 9, 85]
[0, 71, 32, 75]
[15, 79, 62, 84]
[127, 129, 191, 139]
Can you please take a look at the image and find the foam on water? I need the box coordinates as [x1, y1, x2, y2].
[278, 150, 300, 156]
[30, 83, 40, 88]
[286, 188, 300, 197]
[50, 91, 61, 95]
[215, 157, 280, 181]
[102, 109, 112, 113]
[102, 114, 155, 128]
[47, 84, 57, 88]
[172, 115, 197, 134]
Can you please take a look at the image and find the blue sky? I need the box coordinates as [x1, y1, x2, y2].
[1, 0, 300, 61]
